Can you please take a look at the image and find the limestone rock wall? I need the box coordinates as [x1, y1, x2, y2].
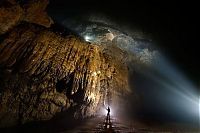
[0, 23, 129, 127]
[0, 0, 53, 35]
[0, 0, 129, 128]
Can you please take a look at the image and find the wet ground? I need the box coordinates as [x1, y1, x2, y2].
[0, 114, 199, 133]
[63, 115, 200, 133]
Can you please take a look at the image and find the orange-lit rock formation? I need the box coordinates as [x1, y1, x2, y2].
[0, 0, 53, 35]
[0, 0, 129, 128]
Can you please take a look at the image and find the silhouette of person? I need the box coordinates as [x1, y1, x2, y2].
[106, 106, 111, 123]
[107, 106, 110, 115]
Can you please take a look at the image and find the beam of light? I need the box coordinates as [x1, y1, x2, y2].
[84, 35, 93, 42]
[136, 55, 199, 124]
[61, 17, 199, 125]
[99, 105, 115, 117]
[199, 96, 200, 126]
[99, 107, 109, 116]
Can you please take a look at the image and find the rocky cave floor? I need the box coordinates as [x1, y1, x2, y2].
[65, 116, 199, 133]
[1, 114, 198, 133]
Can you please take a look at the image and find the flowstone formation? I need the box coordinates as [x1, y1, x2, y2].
[0, 0, 129, 128]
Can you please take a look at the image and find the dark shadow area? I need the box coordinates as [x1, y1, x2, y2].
[0, 32, 9, 47]
[56, 79, 67, 93]
[0, 105, 87, 133]
[56, 72, 74, 96]
[65, 73, 74, 98]
[50, 23, 80, 37]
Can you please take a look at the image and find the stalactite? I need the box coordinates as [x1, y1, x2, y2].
[0, 0, 130, 128]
